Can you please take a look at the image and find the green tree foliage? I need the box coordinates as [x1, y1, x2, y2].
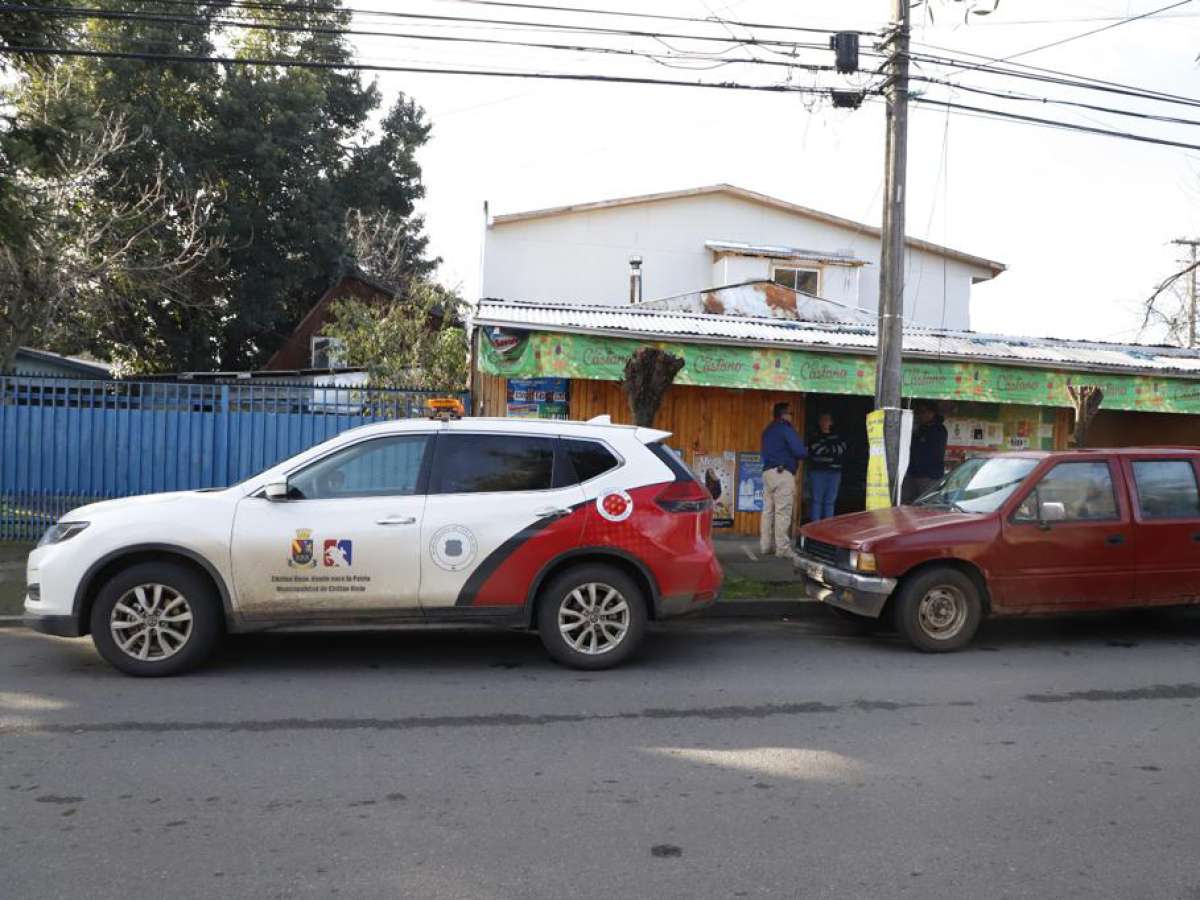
[323, 210, 467, 393]
[3, 1, 435, 371]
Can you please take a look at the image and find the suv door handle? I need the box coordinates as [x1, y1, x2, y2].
[1192, 532, 1200, 542]
[376, 515, 417, 526]
[1105, 533, 1125, 546]
[535, 507, 570, 519]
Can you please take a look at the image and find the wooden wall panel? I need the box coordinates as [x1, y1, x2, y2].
[570, 379, 805, 536]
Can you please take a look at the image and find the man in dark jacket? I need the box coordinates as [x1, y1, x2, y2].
[807, 412, 846, 521]
[902, 402, 948, 504]
[760, 402, 806, 559]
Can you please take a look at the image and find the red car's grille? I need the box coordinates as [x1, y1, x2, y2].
[803, 539, 850, 567]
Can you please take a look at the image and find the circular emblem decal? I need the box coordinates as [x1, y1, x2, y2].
[430, 525, 479, 571]
[596, 488, 634, 523]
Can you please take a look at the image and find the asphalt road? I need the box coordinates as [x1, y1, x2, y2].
[2, 609, 1199, 900]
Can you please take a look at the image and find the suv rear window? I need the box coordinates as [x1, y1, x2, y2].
[648, 442, 695, 482]
[562, 439, 620, 484]
[431, 434, 555, 494]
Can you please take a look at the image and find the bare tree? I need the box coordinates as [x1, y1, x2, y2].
[0, 103, 221, 371]
[1067, 383, 1104, 448]
[622, 347, 685, 427]
[1141, 259, 1199, 347]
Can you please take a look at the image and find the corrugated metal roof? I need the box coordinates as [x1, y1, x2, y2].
[473, 301, 1200, 379]
[705, 240, 868, 266]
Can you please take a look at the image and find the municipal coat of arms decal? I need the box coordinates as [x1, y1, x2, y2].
[289, 529, 317, 568]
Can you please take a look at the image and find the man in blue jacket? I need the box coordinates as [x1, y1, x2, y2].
[902, 402, 948, 504]
[760, 402, 807, 559]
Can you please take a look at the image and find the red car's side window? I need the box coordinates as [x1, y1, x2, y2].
[1013, 461, 1120, 523]
[1130, 460, 1200, 520]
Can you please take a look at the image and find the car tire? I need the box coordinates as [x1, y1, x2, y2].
[537, 564, 647, 670]
[89, 561, 223, 677]
[894, 566, 982, 653]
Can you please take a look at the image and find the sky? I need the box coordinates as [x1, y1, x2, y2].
[349, 0, 1200, 346]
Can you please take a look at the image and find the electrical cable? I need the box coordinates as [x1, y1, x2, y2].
[987, 0, 1193, 63]
[910, 75, 1200, 128]
[909, 94, 1200, 152]
[430, 0, 873, 35]
[0, 43, 852, 94]
[9, 4, 838, 72]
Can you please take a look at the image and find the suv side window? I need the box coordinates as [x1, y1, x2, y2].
[431, 433, 556, 494]
[1014, 461, 1119, 522]
[1132, 460, 1200, 519]
[561, 439, 620, 485]
[288, 435, 431, 500]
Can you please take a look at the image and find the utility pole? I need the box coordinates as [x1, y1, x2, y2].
[1170, 238, 1199, 348]
[876, 0, 910, 503]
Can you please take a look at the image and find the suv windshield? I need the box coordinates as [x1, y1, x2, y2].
[914, 456, 1039, 514]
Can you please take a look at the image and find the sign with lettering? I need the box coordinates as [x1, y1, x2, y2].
[478, 330, 1200, 415]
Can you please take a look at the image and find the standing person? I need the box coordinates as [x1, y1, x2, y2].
[807, 412, 846, 521]
[760, 402, 806, 560]
[902, 401, 948, 504]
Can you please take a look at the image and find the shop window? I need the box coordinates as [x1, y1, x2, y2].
[771, 266, 820, 295]
[1132, 460, 1200, 519]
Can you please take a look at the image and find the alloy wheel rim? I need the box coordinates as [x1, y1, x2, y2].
[558, 582, 630, 655]
[917, 585, 968, 640]
[110, 583, 194, 662]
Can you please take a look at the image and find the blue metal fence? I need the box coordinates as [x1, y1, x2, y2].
[0, 375, 468, 542]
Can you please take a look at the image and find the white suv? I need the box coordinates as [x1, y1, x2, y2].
[25, 417, 722, 675]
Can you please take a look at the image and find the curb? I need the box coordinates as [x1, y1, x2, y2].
[699, 599, 822, 619]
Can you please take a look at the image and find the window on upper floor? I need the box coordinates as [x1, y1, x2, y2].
[311, 336, 346, 369]
[770, 265, 821, 295]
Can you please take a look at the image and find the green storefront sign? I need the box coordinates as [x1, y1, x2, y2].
[479, 330, 1200, 415]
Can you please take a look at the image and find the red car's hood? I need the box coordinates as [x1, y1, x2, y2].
[801, 506, 982, 549]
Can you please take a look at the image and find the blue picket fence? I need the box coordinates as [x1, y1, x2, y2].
[0, 375, 468, 542]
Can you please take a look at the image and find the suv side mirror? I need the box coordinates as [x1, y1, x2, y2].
[1039, 500, 1066, 524]
[264, 481, 290, 502]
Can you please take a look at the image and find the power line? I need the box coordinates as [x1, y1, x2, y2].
[910, 75, 1200, 128]
[990, 0, 1193, 63]
[0, 43, 851, 94]
[11, 4, 838, 72]
[429, 0, 871, 35]
[909, 95, 1200, 152]
[906, 48, 1200, 111]
[106, 0, 832, 52]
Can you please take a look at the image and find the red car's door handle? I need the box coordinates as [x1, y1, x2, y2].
[1192, 532, 1200, 542]
[1106, 533, 1125, 546]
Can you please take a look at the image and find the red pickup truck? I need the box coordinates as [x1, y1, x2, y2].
[795, 448, 1200, 652]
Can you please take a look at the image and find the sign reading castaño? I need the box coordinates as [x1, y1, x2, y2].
[478, 329, 1200, 415]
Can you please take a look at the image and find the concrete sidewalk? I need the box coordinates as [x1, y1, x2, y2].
[712, 533, 800, 585]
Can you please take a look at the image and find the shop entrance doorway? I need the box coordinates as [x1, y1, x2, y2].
[803, 393, 874, 520]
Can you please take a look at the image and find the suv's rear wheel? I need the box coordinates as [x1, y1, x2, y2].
[89, 561, 222, 676]
[894, 566, 982, 652]
[537, 564, 647, 669]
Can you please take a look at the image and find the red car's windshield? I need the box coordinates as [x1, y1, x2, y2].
[914, 456, 1039, 514]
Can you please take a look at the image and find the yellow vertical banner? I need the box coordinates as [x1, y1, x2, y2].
[865, 410, 891, 510]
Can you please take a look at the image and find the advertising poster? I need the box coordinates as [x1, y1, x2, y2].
[736, 453, 764, 513]
[693, 451, 736, 527]
[865, 410, 912, 509]
[506, 377, 569, 420]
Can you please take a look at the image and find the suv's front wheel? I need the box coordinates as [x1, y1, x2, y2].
[89, 561, 223, 676]
[537, 564, 647, 669]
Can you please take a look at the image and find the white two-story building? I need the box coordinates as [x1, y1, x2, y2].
[481, 183, 1004, 331]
